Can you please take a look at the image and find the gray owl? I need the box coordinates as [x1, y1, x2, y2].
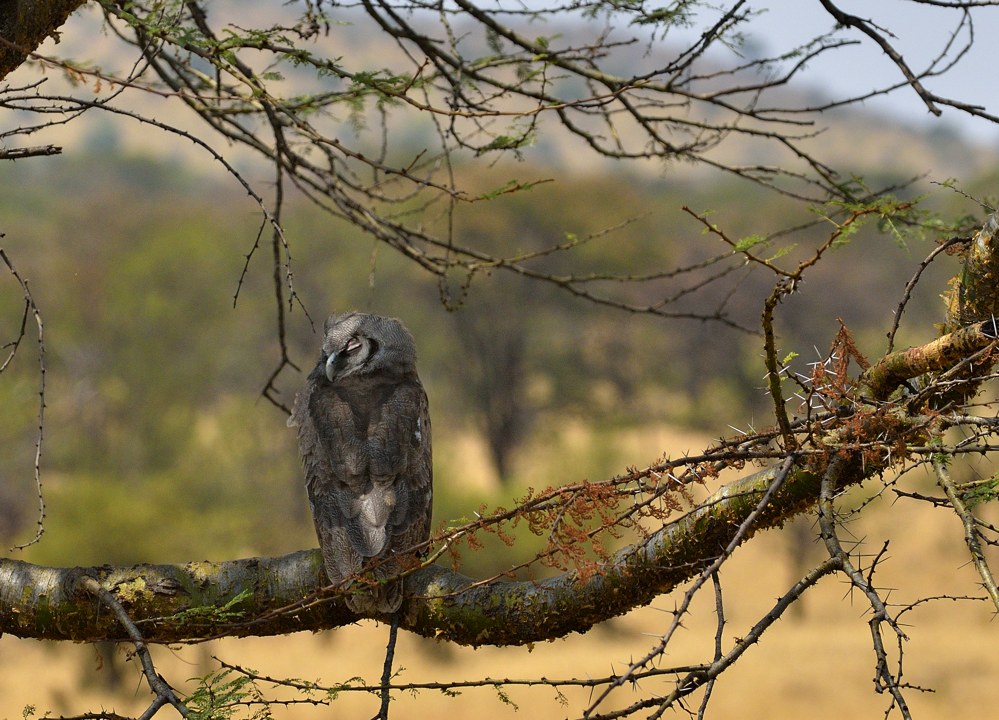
[289, 312, 432, 614]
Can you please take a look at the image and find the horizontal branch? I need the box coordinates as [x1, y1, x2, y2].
[0, 451, 872, 647]
[0, 144, 62, 160]
[863, 211, 999, 403]
[2, 213, 994, 649]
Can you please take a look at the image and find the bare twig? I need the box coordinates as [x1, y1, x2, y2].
[886, 237, 967, 353]
[817, 0, 943, 115]
[76, 575, 190, 719]
[583, 454, 798, 717]
[378, 617, 400, 720]
[817, 460, 912, 720]
[0, 247, 46, 551]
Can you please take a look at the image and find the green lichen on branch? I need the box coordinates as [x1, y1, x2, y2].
[1, 209, 998, 651]
[862, 320, 999, 401]
[862, 211, 999, 403]
[944, 213, 999, 331]
[0, 550, 344, 643]
[0, 422, 904, 648]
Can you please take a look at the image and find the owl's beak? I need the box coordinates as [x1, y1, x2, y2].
[325, 351, 343, 382]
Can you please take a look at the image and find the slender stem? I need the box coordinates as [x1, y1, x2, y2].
[378, 616, 400, 720]
[933, 456, 999, 611]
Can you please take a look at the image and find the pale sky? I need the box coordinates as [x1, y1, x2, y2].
[743, 0, 999, 143]
[19, 0, 999, 164]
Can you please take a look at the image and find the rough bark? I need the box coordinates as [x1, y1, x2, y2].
[0, 0, 88, 80]
[861, 320, 999, 401]
[862, 214, 999, 403]
[944, 213, 999, 331]
[0, 455, 871, 647]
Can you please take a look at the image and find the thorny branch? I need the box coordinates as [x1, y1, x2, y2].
[2, 208, 999, 717]
[582, 454, 798, 718]
[208, 656, 709, 710]
[0, 246, 46, 551]
[818, 461, 913, 719]
[0, 194, 996, 720]
[9, 210, 999, 714]
[932, 454, 999, 611]
[6, 0, 995, 406]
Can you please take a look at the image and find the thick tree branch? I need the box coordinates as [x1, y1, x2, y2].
[943, 212, 999, 329]
[864, 210, 999, 403]
[0, 143, 61, 159]
[0, 447, 880, 647]
[862, 318, 998, 400]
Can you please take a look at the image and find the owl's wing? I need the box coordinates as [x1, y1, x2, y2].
[353, 378, 432, 560]
[297, 381, 365, 587]
[381, 381, 432, 559]
[355, 378, 432, 613]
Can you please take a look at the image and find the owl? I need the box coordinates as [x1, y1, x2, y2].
[289, 312, 432, 614]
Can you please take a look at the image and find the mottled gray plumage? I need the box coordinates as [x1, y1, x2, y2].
[289, 312, 432, 614]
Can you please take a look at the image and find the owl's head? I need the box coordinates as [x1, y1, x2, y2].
[315, 312, 418, 383]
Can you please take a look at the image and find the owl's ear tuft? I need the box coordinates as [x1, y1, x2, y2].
[324, 314, 338, 334]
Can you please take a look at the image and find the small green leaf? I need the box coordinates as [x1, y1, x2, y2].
[963, 475, 999, 509]
[735, 234, 768, 252]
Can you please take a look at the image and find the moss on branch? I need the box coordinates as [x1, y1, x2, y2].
[862, 211, 999, 403]
[0, 453, 876, 647]
[862, 320, 999, 401]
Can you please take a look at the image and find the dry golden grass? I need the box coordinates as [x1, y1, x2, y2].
[4, 424, 999, 719]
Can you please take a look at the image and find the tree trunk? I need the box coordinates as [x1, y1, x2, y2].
[0, 0, 88, 80]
